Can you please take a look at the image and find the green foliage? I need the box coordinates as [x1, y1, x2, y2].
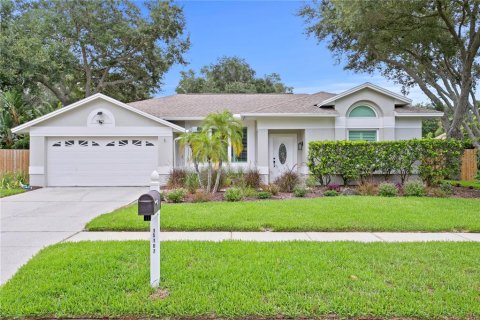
[241, 187, 258, 198]
[323, 190, 339, 197]
[1, 171, 28, 189]
[274, 167, 300, 192]
[166, 188, 187, 203]
[224, 187, 243, 202]
[378, 183, 398, 197]
[439, 181, 454, 195]
[0, 90, 60, 149]
[417, 139, 464, 186]
[299, 0, 480, 141]
[1, 0, 189, 104]
[185, 172, 200, 194]
[308, 139, 466, 185]
[305, 175, 317, 188]
[176, 56, 292, 94]
[257, 191, 272, 199]
[404, 181, 426, 197]
[293, 186, 307, 197]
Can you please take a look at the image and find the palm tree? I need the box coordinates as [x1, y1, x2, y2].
[202, 111, 244, 193]
[191, 131, 227, 193]
[177, 131, 204, 189]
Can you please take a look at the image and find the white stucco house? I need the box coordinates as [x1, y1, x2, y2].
[13, 82, 443, 187]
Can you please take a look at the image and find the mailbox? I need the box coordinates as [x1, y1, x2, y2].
[138, 190, 161, 221]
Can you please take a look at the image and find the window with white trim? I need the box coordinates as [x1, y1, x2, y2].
[348, 130, 377, 141]
[348, 105, 376, 117]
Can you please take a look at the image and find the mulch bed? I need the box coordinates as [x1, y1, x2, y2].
[164, 185, 480, 204]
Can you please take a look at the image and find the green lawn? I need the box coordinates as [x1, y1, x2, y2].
[446, 180, 480, 190]
[1, 241, 479, 318]
[86, 196, 480, 232]
[0, 188, 25, 198]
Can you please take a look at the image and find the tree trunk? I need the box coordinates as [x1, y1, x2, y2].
[206, 160, 212, 193]
[212, 160, 223, 193]
[193, 158, 204, 189]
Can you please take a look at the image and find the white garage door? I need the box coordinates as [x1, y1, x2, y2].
[47, 137, 158, 186]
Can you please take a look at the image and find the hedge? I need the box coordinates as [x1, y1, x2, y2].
[307, 139, 467, 186]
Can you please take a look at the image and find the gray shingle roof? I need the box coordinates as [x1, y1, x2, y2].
[128, 92, 338, 118]
[395, 105, 443, 114]
[127, 92, 439, 118]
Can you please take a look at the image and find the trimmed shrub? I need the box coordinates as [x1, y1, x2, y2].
[257, 191, 272, 199]
[378, 182, 398, 197]
[241, 187, 258, 198]
[308, 139, 466, 185]
[404, 181, 426, 197]
[262, 184, 280, 195]
[224, 187, 242, 202]
[274, 168, 300, 193]
[167, 168, 187, 189]
[167, 188, 187, 203]
[244, 169, 261, 189]
[439, 181, 454, 195]
[293, 186, 307, 197]
[358, 182, 377, 196]
[185, 172, 200, 194]
[323, 190, 339, 197]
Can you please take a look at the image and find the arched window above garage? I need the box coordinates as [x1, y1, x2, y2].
[348, 105, 377, 117]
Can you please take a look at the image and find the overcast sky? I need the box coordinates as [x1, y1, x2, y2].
[158, 1, 428, 104]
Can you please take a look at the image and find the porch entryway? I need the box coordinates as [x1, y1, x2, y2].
[269, 133, 298, 181]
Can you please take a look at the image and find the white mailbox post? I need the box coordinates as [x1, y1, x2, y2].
[138, 170, 161, 288]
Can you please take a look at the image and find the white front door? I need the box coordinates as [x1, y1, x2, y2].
[47, 137, 158, 186]
[269, 134, 297, 182]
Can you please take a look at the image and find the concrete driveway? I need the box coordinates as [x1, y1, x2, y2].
[0, 187, 147, 284]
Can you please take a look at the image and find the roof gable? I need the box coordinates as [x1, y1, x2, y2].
[12, 93, 185, 133]
[319, 82, 412, 106]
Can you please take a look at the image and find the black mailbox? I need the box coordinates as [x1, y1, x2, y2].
[138, 190, 161, 221]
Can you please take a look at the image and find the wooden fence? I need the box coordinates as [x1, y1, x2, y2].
[461, 149, 477, 181]
[0, 149, 29, 174]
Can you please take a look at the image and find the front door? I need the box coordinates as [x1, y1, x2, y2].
[269, 134, 297, 182]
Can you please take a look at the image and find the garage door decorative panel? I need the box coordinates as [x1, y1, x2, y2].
[47, 137, 158, 186]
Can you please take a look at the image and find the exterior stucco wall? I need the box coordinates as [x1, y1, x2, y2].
[332, 88, 397, 141]
[28, 98, 175, 186]
[39, 99, 161, 127]
[395, 117, 423, 140]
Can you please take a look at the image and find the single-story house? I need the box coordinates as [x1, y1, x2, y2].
[13, 82, 443, 187]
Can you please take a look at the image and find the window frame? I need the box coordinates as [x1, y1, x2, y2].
[230, 127, 248, 163]
[348, 105, 377, 118]
[348, 129, 379, 142]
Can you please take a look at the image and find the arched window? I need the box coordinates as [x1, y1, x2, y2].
[348, 105, 376, 117]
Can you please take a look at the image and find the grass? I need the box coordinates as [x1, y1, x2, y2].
[86, 196, 480, 232]
[1, 241, 479, 318]
[446, 179, 480, 190]
[0, 188, 25, 198]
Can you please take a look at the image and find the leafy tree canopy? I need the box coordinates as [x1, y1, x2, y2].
[299, 0, 480, 145]
[1, 0, 190, 104]
[176, 56, 293, 94]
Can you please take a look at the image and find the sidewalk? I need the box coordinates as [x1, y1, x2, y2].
[65, 231, 480, 243]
